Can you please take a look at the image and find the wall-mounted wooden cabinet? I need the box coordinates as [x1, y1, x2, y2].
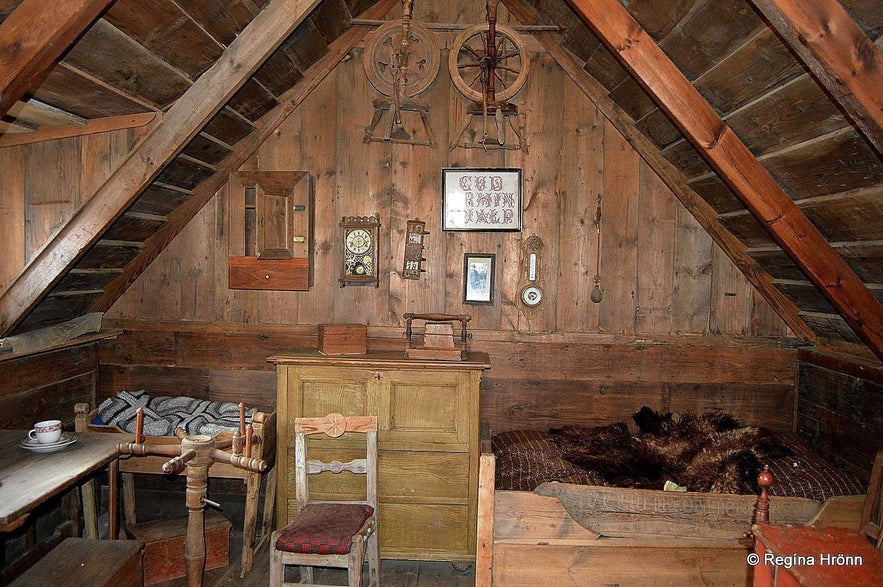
[270, 350, 490, 562]
[228, 171, 313, 290]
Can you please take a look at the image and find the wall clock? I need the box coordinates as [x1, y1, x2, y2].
[340, 215, 380, 288]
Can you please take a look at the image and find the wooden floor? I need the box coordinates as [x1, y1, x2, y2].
[156, 529, 476, 587]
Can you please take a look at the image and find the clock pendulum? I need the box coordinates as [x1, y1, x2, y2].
[591, 195, 604, 303]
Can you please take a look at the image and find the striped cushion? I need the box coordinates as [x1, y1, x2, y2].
[275, 503, 374, 555]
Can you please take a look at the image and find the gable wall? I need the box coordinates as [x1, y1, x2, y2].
[99, 48, 796, 433]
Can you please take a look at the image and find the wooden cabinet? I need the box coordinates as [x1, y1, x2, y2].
[270, 350, 490, 561]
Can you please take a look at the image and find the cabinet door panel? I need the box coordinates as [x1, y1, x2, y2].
[288, 367, 375, 416]
[379, 451, 470, 501]
[379, 503, 471, 556]
[381, 370, 471, 449]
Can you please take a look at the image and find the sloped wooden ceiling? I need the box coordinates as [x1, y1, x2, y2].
[0, 0, 881, 361]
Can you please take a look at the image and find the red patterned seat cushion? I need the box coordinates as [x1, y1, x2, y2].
[275, 503, 374, 555]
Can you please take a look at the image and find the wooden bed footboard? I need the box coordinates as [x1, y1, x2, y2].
[475, 449, 865, 587]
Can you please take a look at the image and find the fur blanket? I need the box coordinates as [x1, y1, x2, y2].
[549, 407, 790, 494]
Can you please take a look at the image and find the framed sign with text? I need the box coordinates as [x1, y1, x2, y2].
[442, 168, 522, 231]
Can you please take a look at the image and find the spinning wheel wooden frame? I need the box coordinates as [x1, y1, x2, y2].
[117, 405, 267, 587]
[448, 23, 529, 104]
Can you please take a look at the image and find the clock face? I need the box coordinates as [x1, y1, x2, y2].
[346, 229, 372, 254]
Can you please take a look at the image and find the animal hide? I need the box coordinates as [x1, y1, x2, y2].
[550, 407, 790, 494]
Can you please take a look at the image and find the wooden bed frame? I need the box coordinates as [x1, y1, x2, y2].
[74, 402, 277, 577]
[474, 445, 866, 587]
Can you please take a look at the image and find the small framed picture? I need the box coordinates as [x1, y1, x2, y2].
[442, 168, 522, 231]
[463, 253, 495, 305]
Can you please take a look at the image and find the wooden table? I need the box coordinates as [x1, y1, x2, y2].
[0, 429, 128, 536]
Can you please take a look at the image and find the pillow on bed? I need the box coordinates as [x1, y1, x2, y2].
[492, 429, 601, 491]
[765, 432, 866, 502]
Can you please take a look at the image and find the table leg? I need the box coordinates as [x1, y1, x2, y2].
[109, 459, 119, 539]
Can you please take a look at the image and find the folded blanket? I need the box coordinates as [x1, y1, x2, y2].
[96, 390, 256, 436]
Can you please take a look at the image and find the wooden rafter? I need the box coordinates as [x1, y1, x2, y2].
[0, 0, 323, 336]
[0, 0, 115, 118]
[500, 0, 815, 343]
[563, 0, 883, 360]
[747, 0, 883, 156]
[0, 113, 159, 148]
[89, 0, 402, 313]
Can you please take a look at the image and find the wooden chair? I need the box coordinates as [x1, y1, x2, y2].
[270, 413, 380, 587]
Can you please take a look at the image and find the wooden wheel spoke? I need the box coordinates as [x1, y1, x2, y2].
[449, 23, 530, 103]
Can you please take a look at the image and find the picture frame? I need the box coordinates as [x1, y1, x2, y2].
[463, 253, 495, 305]
[442, 168, 522, 231]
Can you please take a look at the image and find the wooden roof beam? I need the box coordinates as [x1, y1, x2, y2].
[89, 0, 401, 313]
[564, 0, 883, 360]
[747, 0, 883, 156]
[0, 0, 114, 118]
[0, 0, 323, 336]
[501, 0, 815, 343]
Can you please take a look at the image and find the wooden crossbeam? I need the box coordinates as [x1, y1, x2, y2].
[0, 0, 114, 118]
[0, 0, 322, 336]
[748, 0, 883, 156]
[564, 0, 883, 360]
[0, 113, 159, 148]
[89, 0, 402, 314]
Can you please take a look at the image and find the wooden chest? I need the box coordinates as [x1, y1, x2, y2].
[9, 537, 144, 587]
[125, 510, 230, 586]
[318, 323, 367, 355]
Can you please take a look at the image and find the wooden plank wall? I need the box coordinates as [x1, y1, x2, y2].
[0, 342, 99, 429]
[0, 128, 141, 293]
[98, 23, 797, 432]
[796, 350, 883, 481]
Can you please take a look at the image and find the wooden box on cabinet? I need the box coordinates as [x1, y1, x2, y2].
[269, 350, 490, 562]
[318, 324, 367, 355]
[227, 170, 313, 290]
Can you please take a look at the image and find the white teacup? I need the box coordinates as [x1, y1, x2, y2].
[29, 419, 63, 444]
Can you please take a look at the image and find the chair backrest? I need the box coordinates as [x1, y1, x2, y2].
[860, 450, 883, 550]
[293, 413, 378, 514]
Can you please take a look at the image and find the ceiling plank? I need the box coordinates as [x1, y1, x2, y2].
[501, 0, 814, 343]
[0, 0, 115, 118]
[90, 0, 401, 313]
[747, 0, 883, 156]
[565, 0, 883, 360]
[0, 0, 323, 336]
[0, 112, 159, 148]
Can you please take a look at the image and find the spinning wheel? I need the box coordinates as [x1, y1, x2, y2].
[117, 405, 267, 587]
[363, 20, 440, 98]
[362, 0, 440, 145]
[448, 23, 529, 103]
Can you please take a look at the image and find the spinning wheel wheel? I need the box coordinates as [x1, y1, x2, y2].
[363, 20, 440, 98]
[448, 23, 529, 103]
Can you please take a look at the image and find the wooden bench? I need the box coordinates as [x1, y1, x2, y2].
[9, 537, 144, 587]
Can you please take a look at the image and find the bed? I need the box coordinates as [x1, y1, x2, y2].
[74, 391, 277, 577]
[475, 409, 868, 587]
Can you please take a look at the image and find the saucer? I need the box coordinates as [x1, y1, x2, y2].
[20, 432, 78, 453]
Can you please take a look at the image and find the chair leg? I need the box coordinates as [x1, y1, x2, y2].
[269, 545, 284, 587]
[349, 535, 366, 587]
[300, 565, 314, 584]
[367, 529, 380, 587]
[240, 470, 260, 577]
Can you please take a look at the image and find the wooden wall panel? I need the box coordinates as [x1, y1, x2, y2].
[98, 323, 798, 437]
[796, 351, 883, 481]
[0, 146, 25, 292]
[0, 343, 98, 429]
[104, 49, 786, 341]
